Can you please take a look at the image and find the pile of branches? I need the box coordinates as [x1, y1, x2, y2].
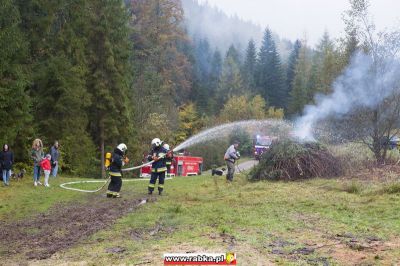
[249, 140, 343, 181]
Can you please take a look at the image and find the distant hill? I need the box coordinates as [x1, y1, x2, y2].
[182, 0, 293, 60]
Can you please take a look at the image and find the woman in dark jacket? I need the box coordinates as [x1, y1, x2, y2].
[1, 144, 14, 186]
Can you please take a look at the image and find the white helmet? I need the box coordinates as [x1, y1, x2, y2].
[163, 143, 170, 150]
[117, 143, 127, 153]
[151, 138, 162, 147]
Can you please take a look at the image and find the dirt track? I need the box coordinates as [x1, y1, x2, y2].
[236, 159, 258, 172]
[0, 194, 152, 260]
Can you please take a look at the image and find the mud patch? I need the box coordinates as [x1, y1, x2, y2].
[0, 194, 151, 260]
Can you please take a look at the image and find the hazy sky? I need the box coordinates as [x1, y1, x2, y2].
[200, 0, 400, 45]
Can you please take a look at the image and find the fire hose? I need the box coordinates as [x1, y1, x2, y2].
[60, 157, 171, 193]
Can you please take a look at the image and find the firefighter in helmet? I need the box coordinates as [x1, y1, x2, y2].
[107, 143, 129, 198]
[148, 138, 167, 195]
[163, 142, 174, 177]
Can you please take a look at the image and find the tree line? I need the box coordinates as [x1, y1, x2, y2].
[0, 0, 381, 176]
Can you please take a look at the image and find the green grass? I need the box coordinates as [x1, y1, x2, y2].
[0, 175, 100, 221]
[3, 174, 400, 265]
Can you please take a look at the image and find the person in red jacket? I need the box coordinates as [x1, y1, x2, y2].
[40, 154, 52, 187]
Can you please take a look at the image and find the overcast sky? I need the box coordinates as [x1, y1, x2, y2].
[199, 0, 400, 45]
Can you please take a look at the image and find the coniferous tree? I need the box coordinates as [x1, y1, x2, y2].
[217, 49, 245, 106]
[256, 28, 286, 108]
[194, 38, 212, 85]
[313, 31, 341, 95]
[243, 39, 257, 93]
[288, 40, 313, 115]
[86, 0, 135, 177]
[342, 29, 359, 67]
[192, 38, 212, 115]
[226, 44, 241, 66]
[205, 49, 223, 114]
[0, 0, 32, 161]
[286, 40, 301, 109]
[16, 0, 98, 173]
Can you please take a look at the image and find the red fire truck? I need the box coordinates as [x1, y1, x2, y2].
[140, 154, 203, 178]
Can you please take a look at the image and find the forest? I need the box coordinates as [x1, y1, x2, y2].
[0, 0, 368, 176]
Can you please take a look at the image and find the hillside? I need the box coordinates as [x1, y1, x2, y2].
[182, 0, 293, 59]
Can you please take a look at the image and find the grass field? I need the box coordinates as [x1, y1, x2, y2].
[1, 171, 400, 265]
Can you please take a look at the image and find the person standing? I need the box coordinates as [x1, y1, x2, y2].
[224, 141, 240, 182]
[106, 143, 128, 198]
[40, 154, 52, 187]
[31, 139, 44, 186]
[148, 138, 168, 195]
[50, 141, 60, 177]
[0, 144, 14, 186]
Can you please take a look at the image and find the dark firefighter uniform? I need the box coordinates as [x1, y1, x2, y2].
[107, 148, 124, 198]
[148, 146, 168, 195]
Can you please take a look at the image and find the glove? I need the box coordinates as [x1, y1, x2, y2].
[123, 157, 130, 164]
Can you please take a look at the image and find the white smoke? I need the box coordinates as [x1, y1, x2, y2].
[294, 52, 400, 141]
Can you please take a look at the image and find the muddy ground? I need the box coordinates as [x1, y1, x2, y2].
[0, 194, 153, 261]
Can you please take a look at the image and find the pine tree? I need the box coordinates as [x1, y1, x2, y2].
[86, 0, 135, 177]
[342, 29, 359, 67]
[286, 40, 301, 109]
[256, 28, 286, 108]
[205, 49, 223, 114]
[210, 50, 223, 89]
[243, 39, 257, 92]
[194, 39, 212, 85]
[217, 51, 245, 105]
[191, 38, 212, 115]
[288, 40, 313, 115]
[226, 45, 241, 66]
[17, 0, 98, 174]
[313, 31, 341, 95]
[0, 0, 32, 161]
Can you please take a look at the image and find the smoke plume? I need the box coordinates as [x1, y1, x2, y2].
[294, 52, 400, 141]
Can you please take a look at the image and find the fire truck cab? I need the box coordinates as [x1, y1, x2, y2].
[253, 135, 275, 160]
[140, 154, 203, 178]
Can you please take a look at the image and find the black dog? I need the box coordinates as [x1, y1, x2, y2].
[211, 168, 226, 176]
[11, 169, 26, 181]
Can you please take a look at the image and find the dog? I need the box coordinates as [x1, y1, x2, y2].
[211, 168, 226, 176]
[11, 169, 26, 181]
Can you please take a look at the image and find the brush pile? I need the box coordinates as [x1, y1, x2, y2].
[249, 140, 343, 181]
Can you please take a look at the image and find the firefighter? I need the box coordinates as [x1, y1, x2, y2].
[148, 138, 167, 195]
[107, 143, 129, 198]
[163, 143, 174, 177]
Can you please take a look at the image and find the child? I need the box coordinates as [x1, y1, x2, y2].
[40, 154, 52, 187]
